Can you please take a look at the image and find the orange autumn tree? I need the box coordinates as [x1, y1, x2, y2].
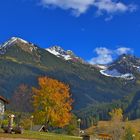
[32, 77, 73, 128]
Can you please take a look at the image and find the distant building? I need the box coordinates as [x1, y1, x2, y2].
[82, 134, 113, 140]
[0, 96, 9, 115]
[97, 133, 113, 140]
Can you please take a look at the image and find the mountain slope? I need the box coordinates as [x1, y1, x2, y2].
[100, 54, 140, 80]
[1, 37, 140, 112]
[46, 46, 84, 63]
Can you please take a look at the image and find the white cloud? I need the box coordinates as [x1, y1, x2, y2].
[39, 0, 137, 17]
[40, 0, 94, 16]
[95, 47, 112, 55]
[88, 47, 133, 65]
[89, 47, 113, 64]
[94, 0, 137, 14]
[89, 54, 113, 64]
[116, 47, 133, 55]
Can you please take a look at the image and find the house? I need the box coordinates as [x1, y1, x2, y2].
[97, 133, 113, 140]
[82, 135, 94, 140]
[82, 134, 113, 140]
[0, 96, 9, 115]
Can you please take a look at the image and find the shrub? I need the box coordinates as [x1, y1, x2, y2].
[19, 118, 32, 130]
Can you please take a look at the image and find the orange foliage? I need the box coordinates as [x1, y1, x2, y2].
[32, 77, 73, 128]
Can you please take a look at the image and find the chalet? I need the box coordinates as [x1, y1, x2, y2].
[82, 134, 113, 140]
[0, 96, 9, 115]
[97, 133, 113, 140]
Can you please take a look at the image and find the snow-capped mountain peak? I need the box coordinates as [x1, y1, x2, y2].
[47, 46, 66, 57]
[46, 46, 72, 60]
[0, 37, 37, 54]
[1, 37, 28, 48]
[99, 54, 140, 80]
[46, 46, 83, 62]
[11, 37, 28, 44]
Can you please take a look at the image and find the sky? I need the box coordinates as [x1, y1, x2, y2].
[0, 0, 140, 64]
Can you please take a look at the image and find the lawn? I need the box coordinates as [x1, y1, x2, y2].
[0, 130, 82, 140]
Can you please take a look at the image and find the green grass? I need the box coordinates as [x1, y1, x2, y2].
[0, 130, 82, 140]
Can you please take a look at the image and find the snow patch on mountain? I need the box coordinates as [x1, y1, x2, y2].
[47, 46, 72, 60]
[95, 65, 108, 70]
[132, 65, 140, 71]
[0, 37, 37, 54]
[100, 69, 134, 80]
[46, 46, 81, 61]
[2, 37, 28, 48]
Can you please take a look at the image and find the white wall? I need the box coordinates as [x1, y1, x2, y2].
[0, 100, 5, 115]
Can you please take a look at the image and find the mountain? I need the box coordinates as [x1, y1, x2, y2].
[1, 37, 140, 123]
[46, 46, 84, 63]
[0, 37, 37, 54]
[100, 54, 140, 80]
[110, 54, 140, 74]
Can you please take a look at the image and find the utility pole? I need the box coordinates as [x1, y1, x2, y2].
[30, 115, 34, 131]
[77, 118, 81, 137]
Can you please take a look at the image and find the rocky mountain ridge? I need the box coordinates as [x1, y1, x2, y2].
[0, 37, 140, 116]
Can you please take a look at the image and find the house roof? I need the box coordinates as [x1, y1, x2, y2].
[0, 96, 9, 104]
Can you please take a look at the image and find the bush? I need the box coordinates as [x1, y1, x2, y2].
[19, 118, 32, 130]
[1, 119, 9, 126]
[123, 126, 140, 140]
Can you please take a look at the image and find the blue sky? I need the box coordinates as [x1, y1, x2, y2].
[0, 0, 140, 64]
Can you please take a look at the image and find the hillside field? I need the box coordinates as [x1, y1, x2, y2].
[86, 119, 140, 135]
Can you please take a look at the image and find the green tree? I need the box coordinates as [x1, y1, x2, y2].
[64, 115, 78, 135]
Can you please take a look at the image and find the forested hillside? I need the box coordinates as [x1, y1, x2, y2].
[1, 37, 140, 127]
